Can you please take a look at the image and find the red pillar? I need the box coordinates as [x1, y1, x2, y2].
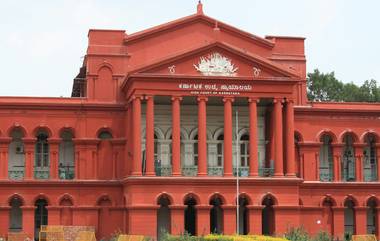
[355, 207, 367, 234]
[145, 95, 155, 176]
[132, 96, 142, 176]
[197, 205, 211, 235]
[223, 97, 234, 177]
[197, 97, 208, 176]
[128, 207, 158, 237]
[223, 205, 236, 235]
[354, 144, 364, 181]
[171, 96, 182, 176]
[332, 207, 345, 239]
[23, 138, 36, 180]
[22, 206, 36, 238]
[248, 205, 263, 235]
[285, 100, 296, 177]
[49, 139, 60, 180]
[333, 144, 343, 181]
[170, 205, 185, 235]
[273, 99, 284, 177]
[248, 98, 259, 177]
[0, 138, 11, 179]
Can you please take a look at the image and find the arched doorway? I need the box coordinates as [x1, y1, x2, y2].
[210, 195, 223, 234]
[59, 130, 75, 179]
[97, 196, 112, 240]
[157, 195, 171, 240]
[363, 134, 377, 181]
[238, 195, 249, 235]
[35, 199, 48, 239]
[344, 199, 356, 235]
[9, 197, 23, 232]
[184, 196, 197, 236]
[59, 197, 73, 226]
[35, 131, 50, 179]
[322, 198, 335, 235]
[262, 195, 275, 235]
[367, 198, 378, 235]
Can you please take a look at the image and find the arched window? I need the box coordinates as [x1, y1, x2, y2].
[342, 135, 355, 181]
[154, 133, 159, 161]
[35, 131, 49, 179]
[216, 134, 224, 167]
[322, 198, 334, 235]
[367, 198, 378, 235]
[9, 197, 23, 232]
[344, 199, 356, 235]
[98, 131, 112, 140]
[98, 131, 113, 179]
[9, 129, 25, 180]
[319, 135, 333, 181]
[262, 196, 275, 235]
[364, 134, 377, 181]
[295, 133, 301, 178]
[59, 131, 74, 180]
[240, 134, 249, 167]
[193, 135, 198, 166]
[157, 195, 171, 240]
[238, 196, 249, 235]
[34, 199, 48, 239]
[210, 196, 223, 234]
[184, 196, 197, 236]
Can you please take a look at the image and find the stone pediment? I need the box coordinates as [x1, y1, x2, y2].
[132, 42, 300, 79]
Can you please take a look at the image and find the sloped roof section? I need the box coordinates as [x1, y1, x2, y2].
[127, 41, 300, 78]
[124, 13, 274, 49]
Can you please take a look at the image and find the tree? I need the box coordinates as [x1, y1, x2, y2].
[307, 69, 379, 102]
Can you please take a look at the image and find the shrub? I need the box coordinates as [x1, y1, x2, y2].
[284, 227, 310, 241]
[313, 231, 332, 241]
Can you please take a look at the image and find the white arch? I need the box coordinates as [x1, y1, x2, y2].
[189, 127, 213, 140]
[165, 127, 189, 140]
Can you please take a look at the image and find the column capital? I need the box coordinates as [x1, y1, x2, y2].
[144, 95, 154, 100]
[285, 98, 295, 104]
[0, 137, 12, 144]
[273, 98, 285, 104]
[132, 95, 144, 100]
[197, 96, 208, 102]
[222, 96, 234, 103]
[48, 138, 61, 144]
[248, 97, 260, 103]
[22, 137, 37, 144]
[353, 143, 366, 148]
[171, 96, 183, 101]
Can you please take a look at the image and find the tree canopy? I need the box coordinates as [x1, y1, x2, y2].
[307, 69, 380, 102]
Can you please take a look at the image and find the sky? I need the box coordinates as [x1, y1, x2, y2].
[0, 0, 379, 97]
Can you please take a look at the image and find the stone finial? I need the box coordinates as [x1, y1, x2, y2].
[197, 0, 203, 14]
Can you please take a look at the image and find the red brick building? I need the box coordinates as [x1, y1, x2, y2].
[1, 2, 379, 240]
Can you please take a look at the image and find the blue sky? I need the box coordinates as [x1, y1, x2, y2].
[0, 0, 379, 97]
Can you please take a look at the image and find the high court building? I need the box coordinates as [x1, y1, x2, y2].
[1, 2, 380, 240]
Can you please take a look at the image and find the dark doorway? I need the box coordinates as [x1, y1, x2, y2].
[344, 199, 356, 235]
[238, 196, 249, 235]
[9, 197, 23, 232]
[367, 198, 378, 235]
[210, 196, 223, 234]
[184, 196, 197, 235]
[262, 196, 275, 235]
[35, 199, 48, 240]
[157, 195, 171, 241]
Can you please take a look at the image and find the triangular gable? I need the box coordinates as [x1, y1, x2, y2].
[129, 42, 300, 78]
[124, 13, 274, 49]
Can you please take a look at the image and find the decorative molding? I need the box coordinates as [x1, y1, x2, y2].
[194, 52, 238, 76]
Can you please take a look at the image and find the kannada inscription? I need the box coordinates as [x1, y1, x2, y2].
[178, 83, 253, 96]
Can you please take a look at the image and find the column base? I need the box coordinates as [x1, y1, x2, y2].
[274, 173, 284, 177]
[145, 172, 155, 177]
[285, 173, 297, 177]
[172, 172, 181, 177]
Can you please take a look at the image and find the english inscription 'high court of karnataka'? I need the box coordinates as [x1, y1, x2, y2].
[1, 2, 380, 240]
